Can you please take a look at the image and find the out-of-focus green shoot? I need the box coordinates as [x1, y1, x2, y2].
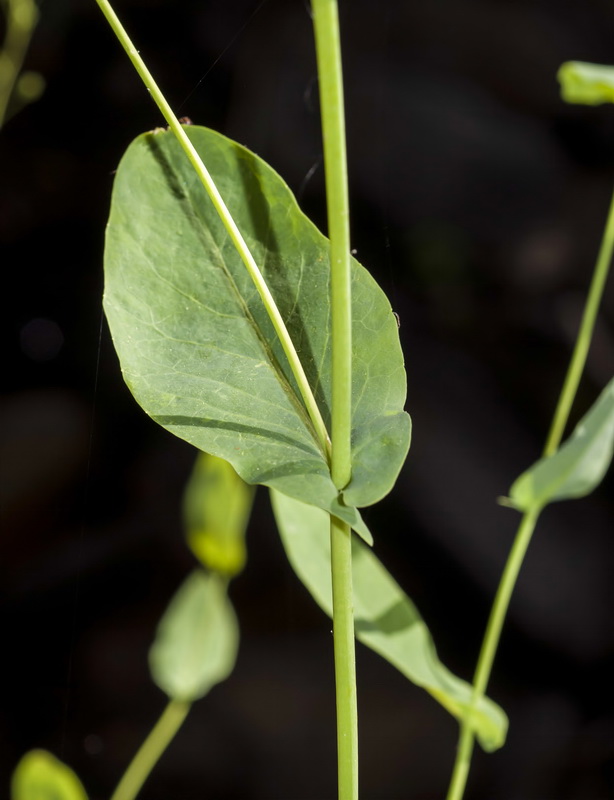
[109, 452, 253, 800]
[558, 61, 614, 105]
[11, 750, 88, 800]
[183, 452, 255, 577]
[0, 0, 44, 128]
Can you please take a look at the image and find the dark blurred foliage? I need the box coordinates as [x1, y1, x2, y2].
[2, 1, 614, 798]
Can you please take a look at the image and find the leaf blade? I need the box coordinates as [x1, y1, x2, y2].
[183, 452, 254, 577]
[11, 750, 88, 800]
[103, 126, 410, 541]
[271, 489, 508, 752]
[510, 377, 614, 511]
[149, 570, 239, 702]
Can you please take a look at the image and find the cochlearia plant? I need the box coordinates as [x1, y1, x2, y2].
[9, 5, 614, 799]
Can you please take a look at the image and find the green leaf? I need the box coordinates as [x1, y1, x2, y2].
[103, 125, 410, 543]
[183, 452, 254, 577]
[557, 61, 614, 106]
[11, 750, 88, 800]
[510, 376, 614, 512]
[271, 490, 508, 752]
[149, 569, 239, 702]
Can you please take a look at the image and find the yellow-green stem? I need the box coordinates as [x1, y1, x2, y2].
[330, 515, 359, 800]
[312, 0, 352, 491]
[94, 0, 331, 460]
[446, 509, 540, 800]
[311, 1, 357, 798]
[110, 699, 191, 800]
[543, 184, 614, 457]
[446, 182, 614, 800]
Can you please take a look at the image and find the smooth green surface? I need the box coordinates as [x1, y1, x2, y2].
[149, 570, 238, 702]
[558, 61, 614, 105]
[104, 125, 410, 543]
[271, 490, 508, 752]
[313, 0, 352, 493]
[11, 750, 88, 800]
[329, 514, 359, 798]
[110, 700, 190, 800]
[510, 376, 614, 511]
[183, 452, 254, 577]
[311, 1, 358, 796]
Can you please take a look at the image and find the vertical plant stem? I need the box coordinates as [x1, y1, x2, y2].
[446, 182, 614, 800]
[312, 0, 352, 487]
[330, 514, 359, 798]
[94, 0, 331, 460]
[110, 699, 191, 800]
[311, 1, 357, 798]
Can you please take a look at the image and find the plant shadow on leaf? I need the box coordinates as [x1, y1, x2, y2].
[354, 596, 416, 635]
[155, 415, 319, 455]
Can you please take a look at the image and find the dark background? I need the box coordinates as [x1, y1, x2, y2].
[2, 0, 614, 798]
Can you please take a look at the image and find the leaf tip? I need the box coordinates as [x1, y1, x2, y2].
[496, 495, 518, 510]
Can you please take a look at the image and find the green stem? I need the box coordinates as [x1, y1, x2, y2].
[330, 515, 359, 800]
[311, 2, 357, 799]
[94, 0, 331, 460]
[446, 183, 614, 800]
[543, 184, 614, 457]
[110, 699, 191, 800]
[446, 509, 540, 800]
[312, 0, 352, 491]
[0, 0, 39, 128]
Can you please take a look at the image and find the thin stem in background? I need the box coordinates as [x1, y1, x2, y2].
[311, 1, 358, 798]
[94, 0, 331, 461]
[543, 185, 614, 457]
[110, 699, 191, 800]
[446, 182, 614, 800]
[446, 509, 540, 800]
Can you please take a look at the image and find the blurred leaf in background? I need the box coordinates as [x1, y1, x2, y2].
[149, 568, 239, 702]
[0, 0, 45, 128]
[11, 750, 88, 800]
[184, 452, 254, 578]
[558, 61, 614, 106]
